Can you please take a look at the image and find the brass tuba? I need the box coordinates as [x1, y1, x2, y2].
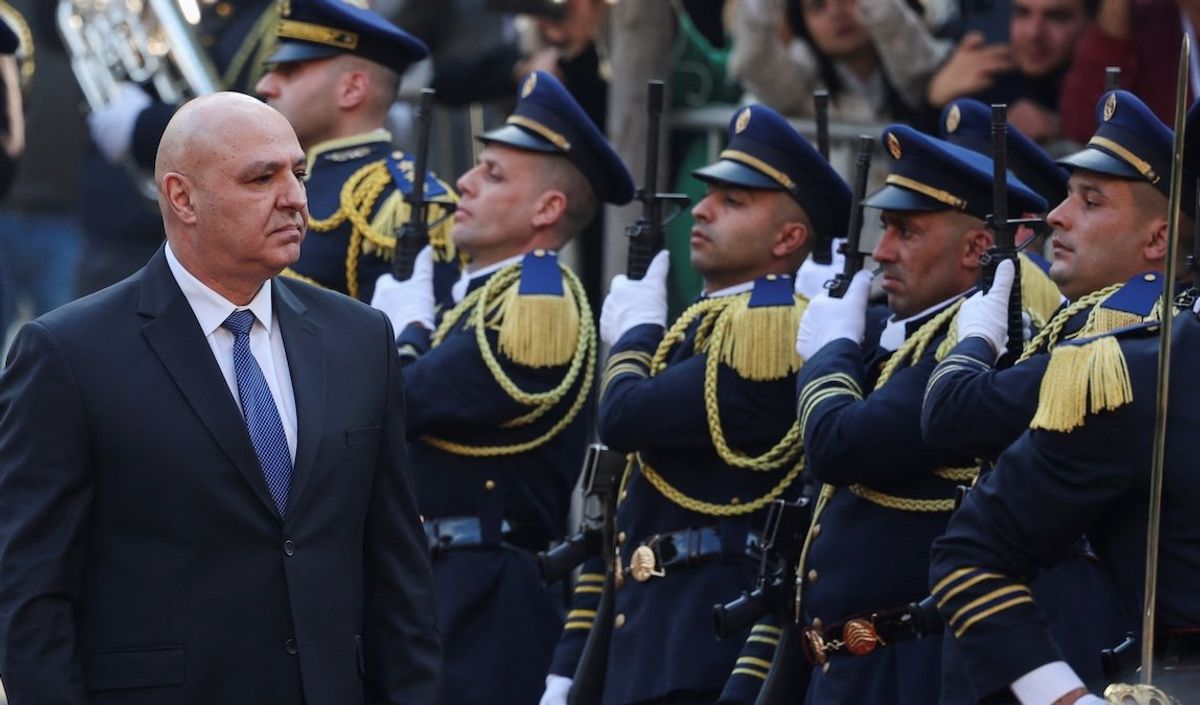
[56, 0, 221, 110]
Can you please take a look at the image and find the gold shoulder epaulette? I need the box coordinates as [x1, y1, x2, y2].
[715, 274, 807, 382]
[1029, 330, 1133, 432]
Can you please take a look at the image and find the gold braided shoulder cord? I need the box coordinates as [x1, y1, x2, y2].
[1015, 283, 1123, 364]
[874, 300, 963, 391]
[702, 295, 804, 471]
[637, 453, 805, 516]
[635, 295, 804, 514]
[421, 263, 596, 457]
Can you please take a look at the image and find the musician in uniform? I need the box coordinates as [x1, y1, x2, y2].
[792, 126, 1044, 704]
[369, 70, 632, 705]
[255, 0, 461, 306]
[75, 0, 277, 292]
[543, 103, 850, 705]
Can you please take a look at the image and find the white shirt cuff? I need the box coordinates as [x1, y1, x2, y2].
[1011, 661, 1085, 704]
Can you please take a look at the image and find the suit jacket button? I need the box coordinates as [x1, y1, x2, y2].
[284, 539, 296, 556]
[285, 638, 298, 655]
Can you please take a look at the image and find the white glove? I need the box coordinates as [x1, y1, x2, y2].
[538, 674, 572, 705]
[371, 246, 436, 333]
[87, 81, 152, 164]
[796, 269, 872, 360]
[794, 238, 846, 301]
[957, 258, 1015, 360]
[600, 250, 670, 346]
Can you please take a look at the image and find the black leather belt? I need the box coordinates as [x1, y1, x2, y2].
[424, 516, 553, 555]
[802, 598, 942, 665]
[620, 526, 763, 584]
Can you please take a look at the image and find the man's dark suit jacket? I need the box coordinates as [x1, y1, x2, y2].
[0, 247, 441, 705]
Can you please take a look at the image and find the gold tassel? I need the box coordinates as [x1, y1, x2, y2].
[1030, 335, 1132, 432]
[716, 296, 804, 381]
[1083, 306, 1147, 336]
[497, 284, 580, 368]
[1018, 254, 1066, 326]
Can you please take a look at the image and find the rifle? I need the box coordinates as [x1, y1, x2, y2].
[538, 445, 626, 583]
[567, 446, 626, 705]
[713, 497, 811, 640]
[392, 88, 436, 280]
[814, 90, 830, 161]
[624, 80, 690, 279]
[826, 135, 874, 298]
[980, 104, 1025, 361]
[810, 91, 835, 265]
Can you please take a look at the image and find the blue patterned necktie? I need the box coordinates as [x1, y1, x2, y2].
[222, 309, 292, 515]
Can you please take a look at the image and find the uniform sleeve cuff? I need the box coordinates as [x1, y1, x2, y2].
[1011, 661, 1085, 705]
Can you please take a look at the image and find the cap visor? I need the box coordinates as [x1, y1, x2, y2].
[478, 125, 562, 154]
[266, 42, 345, 67]
[862, 184, 949, 213]
[1056, 147, 1143, 180]
[692, 160, 782, 191]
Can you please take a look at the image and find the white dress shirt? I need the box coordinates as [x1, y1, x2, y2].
[879, 294, 965, 352]
[451, 253, 527, 303]
[166, 244, 298, 462]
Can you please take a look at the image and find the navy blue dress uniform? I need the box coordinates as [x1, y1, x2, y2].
[793, 125, 1045, 705]
[549, 104, 851, 705]
[395, 71, 632, 705]
[930, 310, 1200, 701]
[78, 0, 278, 288]
[922, 91, 1197, 702]
[262, 0, 461, 305]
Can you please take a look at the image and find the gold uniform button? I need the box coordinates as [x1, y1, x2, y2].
[807, 569, 819, 583]
[620, 490, 628, 502]
[614, 613, 626, 628]
[484, 480, 496, 491]
[617, 531, 627, 544]
[730, 497, 741, 505]
[822, 662, 831, 674]
[215, 1, 232, 16]
[766, 274, 777, 281]
[534, 248, 546, 256]
[1145, 273, 1158, 282]
[812, 524, 821, 537]
[811, 617, 824, 631]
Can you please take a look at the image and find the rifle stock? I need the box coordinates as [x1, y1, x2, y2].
[392, 88, 436, 280]
[625, 80, 689, 279]
[827, 135, 874, 298]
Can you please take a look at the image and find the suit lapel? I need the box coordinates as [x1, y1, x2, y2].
[274, 278, 326, 516]
[137, 248, 281, 518]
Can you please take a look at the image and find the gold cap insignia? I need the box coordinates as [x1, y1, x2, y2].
[735, 107, 751, 134]
[522, 73, 537, 98]
[1104, 93, 1117, 122]
[946, 104, 961, 133]
[277, 0, 291, 17]
[887, 132, 902, 160]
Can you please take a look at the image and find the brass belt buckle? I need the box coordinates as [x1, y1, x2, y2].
[627, 540, 666, 582]
[843, 618, 884, 656]
[804, 627, 829, 665]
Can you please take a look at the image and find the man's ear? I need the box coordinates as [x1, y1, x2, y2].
[962, 226, 993, 267]
[339, 71, 370, 110]
[531, 189, 568, 230]
[162, 173, 197, 225]
[1143, 215, 1170, 263]
[772, 219, 809, 259]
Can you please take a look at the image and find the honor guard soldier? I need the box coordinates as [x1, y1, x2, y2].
[930, 305, 1200, 703]
[925, 92, 1199, 704]
[924, 90, 1192, 465]
[371, 71, 632, 705]
[543, 103, 850, 705]
[256, 0, 461, 305]
[926, 95, 1147, 703]
[793, 125, 1045, 704]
